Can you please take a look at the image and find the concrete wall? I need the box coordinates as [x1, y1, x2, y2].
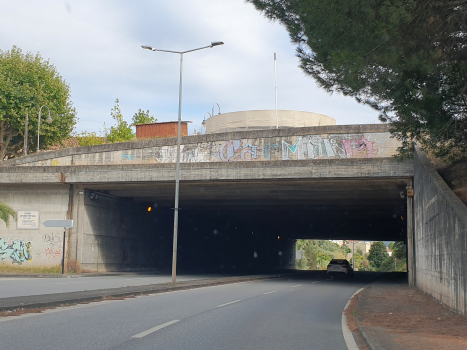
[0, 185, 70, 272]
[414, 150, 467, 316]
[0, 184, 170, 273]
[69, 187, 168, 273]
[2, 124, 400, 167]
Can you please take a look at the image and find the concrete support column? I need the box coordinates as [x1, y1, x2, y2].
[407, 179, 415, 286]
[67, 184, 85, 273]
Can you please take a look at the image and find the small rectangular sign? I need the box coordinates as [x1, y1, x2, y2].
[42, 219, 73, 228]
[17, 210, 40, 230]
[296, 250, 303, 260]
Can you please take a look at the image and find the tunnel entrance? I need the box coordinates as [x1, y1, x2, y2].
[81, 178, 409, 273]
[295, 239, 408, 273]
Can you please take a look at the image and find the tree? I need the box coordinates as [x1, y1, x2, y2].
[0, 46, 77, 159]
[393, 241, 407, 261]
[368, 241, 388, 269]
[296, 240, 348, 270]
[75, 131, 105, 146]
[132, 109, 156, 125]
[106, 99, 134, 143]
[0, 201, 16, 227]
[247, 1, 467, 161]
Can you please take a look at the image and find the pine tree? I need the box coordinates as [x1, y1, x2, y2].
[368, 241, 388, 269]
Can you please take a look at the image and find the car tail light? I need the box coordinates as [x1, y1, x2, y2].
[342, 266, 347, 269]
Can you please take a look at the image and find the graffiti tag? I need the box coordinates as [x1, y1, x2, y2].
[43, 233, 62, 245]
[282, 134, 380, 160]
[219, 140, 258, 162]
[121, 153, 136, 160]
[0, 238, 32, 264]
[45, 247, 62, 259]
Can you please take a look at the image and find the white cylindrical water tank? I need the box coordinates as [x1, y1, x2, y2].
[204, 110, 336, 134]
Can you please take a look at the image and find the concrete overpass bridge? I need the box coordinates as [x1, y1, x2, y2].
[0, 123, 465, 316]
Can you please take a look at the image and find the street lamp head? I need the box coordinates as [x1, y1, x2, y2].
[141, 45, 155, 51]
[211, 41, 224, 47]
[45, 109, 52, 124]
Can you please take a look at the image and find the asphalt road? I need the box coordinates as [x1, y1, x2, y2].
[0, 274, 368, 350]
[0, 274, 227, 298]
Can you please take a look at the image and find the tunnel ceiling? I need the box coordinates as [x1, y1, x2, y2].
[85, 178, 409, 242]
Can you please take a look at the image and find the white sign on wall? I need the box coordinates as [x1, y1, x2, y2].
[17, 210, 40, 230]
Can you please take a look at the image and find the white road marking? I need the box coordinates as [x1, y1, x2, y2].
[53, 281, 87, 285]
[311, 281, 319, 283]
[263, 291, 277, 295]
[132, 320, 180, 339]
[217, 300, 242, 308]
[291, 285, 301, 288]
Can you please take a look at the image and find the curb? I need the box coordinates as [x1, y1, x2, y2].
[0, 273, 129, 278]
[357, 324, 379, 350]
[0, 274, 288, 313]
[342, 288, 364, 350]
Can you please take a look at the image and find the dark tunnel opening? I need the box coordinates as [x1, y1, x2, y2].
[81, 178, 409, 274]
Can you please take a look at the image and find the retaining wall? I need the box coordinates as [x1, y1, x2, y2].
[0, 185, 70, 272]
[2, 124, 400, 167]
[414, 150, 467, 316]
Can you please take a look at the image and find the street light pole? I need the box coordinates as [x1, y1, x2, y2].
[24, 113, 29, 156]
[37, 105, 52, 152]
[142, 41, 224, 284]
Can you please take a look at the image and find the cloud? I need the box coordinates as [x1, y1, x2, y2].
[0, 0, 380, 135]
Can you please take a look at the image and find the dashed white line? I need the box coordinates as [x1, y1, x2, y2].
[291, 285, 301, 288]
[131, 320, 180, 339]
[217, 300, 242, 308]
[263, 290, 277, 295]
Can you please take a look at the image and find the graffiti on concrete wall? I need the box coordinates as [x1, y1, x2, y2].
[281, 134, 381, 160]
[23, 132, 395, 166]
[45, 247, 62, 259]
[0, 238, 32, 264]
[219, 140, 258, 162]
[121, 152, 136, 160]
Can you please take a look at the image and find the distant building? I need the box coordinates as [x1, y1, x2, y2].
[347, 240, 371, 254]
[135, 121, 190, 139]
[203, 110, 336, 134]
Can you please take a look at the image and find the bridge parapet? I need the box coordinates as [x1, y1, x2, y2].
[2, 124, 399, 167]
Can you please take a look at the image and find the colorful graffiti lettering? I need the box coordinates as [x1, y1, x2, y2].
[264, 143, 279, 159]
[45, 247, 62, 259]
[121, 153, 136, 160]
[0, 238, 32, 264]
[282, 134, 380, 160]
[219, 140, 258, 162]
[343, 136, 378, 158]
[282, 139, 300, 159]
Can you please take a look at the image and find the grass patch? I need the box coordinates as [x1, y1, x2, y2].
[0, 264, 62, 274]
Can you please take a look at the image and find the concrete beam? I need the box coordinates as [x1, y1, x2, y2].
[0, 158, 413, 184]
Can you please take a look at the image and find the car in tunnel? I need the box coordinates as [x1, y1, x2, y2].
[326, 259, 353, 278]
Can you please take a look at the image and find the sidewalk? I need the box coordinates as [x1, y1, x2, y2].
[350, 273, 467, 350]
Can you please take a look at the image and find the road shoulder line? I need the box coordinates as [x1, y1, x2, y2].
[342, 288, 364, 350]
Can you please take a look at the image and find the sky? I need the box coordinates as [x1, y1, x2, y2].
[0, 0, 380, 135]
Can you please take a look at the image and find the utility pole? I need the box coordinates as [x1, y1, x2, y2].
[274, 53, 278, 129]
[352, 241, 355, 269]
